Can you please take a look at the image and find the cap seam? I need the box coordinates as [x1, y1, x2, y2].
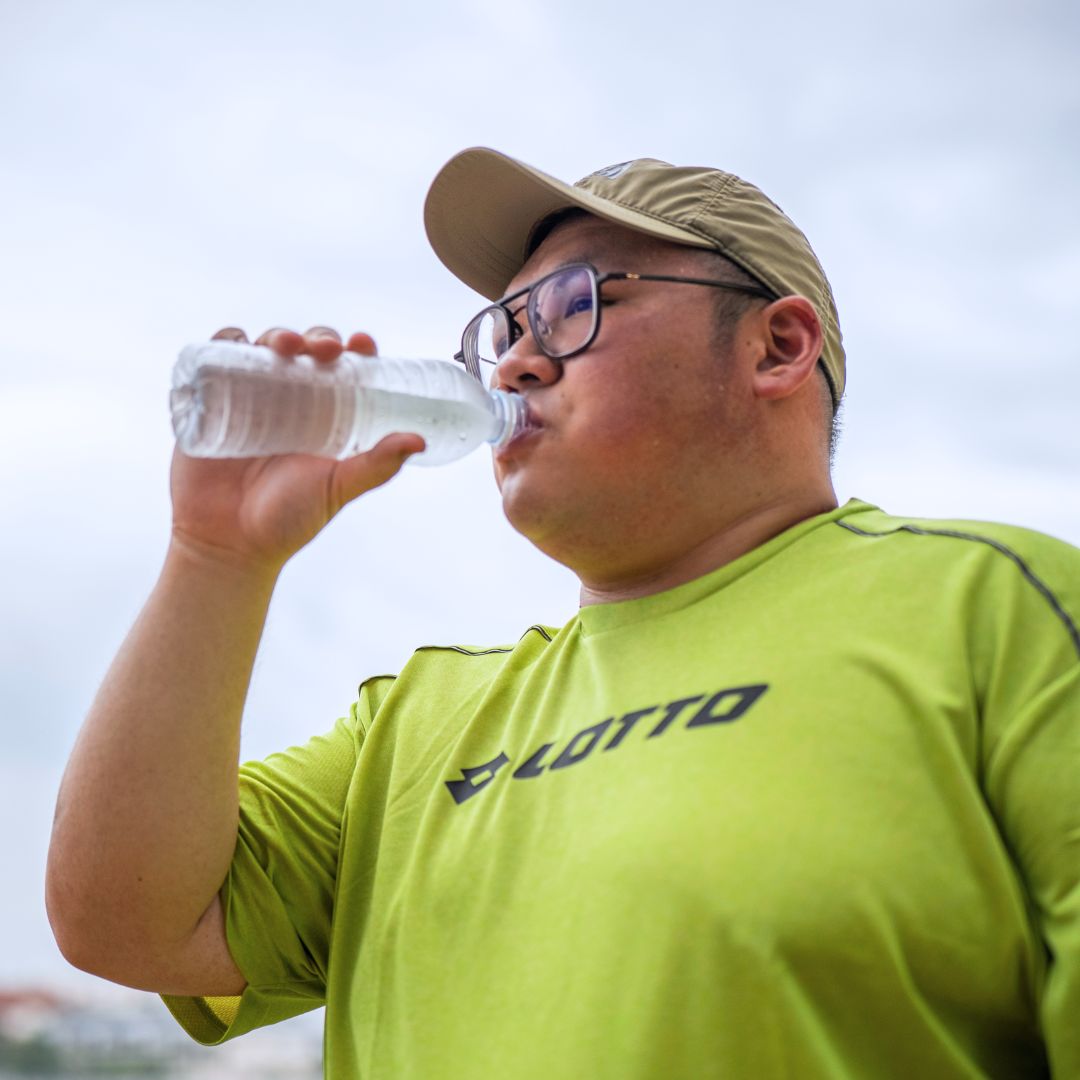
[684, 171, 738, 234]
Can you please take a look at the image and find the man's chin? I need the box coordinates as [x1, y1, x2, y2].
[498, 473, 553, 540]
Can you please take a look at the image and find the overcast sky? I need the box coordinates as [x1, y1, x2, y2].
[1, 0, 1077, 1014]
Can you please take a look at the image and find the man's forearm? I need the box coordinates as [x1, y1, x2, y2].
[46, 540, 278, 986]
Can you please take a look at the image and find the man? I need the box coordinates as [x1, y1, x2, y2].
[47, 148, 1080, 1077]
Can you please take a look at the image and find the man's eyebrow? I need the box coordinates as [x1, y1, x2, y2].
[551, 254, 599, 270]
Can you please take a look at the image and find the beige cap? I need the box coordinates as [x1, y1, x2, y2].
[424, 147, 845, 403]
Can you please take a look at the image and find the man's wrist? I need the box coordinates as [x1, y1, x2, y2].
[164, 531, 284, 597]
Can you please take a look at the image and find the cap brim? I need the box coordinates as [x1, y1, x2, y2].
[424, 147, 710, 301]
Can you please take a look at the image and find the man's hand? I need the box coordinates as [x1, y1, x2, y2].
[170, 325, 425, 575]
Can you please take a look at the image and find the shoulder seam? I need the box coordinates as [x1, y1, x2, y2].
[410, 625, 554, 658]
[357, 672, 397, 695]
[837, 520, 1080, 659]
[415, 644, 515, 657]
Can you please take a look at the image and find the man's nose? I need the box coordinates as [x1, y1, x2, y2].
[493, 333, 563, 392]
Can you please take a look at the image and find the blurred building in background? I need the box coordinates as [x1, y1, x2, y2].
[0, 987, 321, 1077]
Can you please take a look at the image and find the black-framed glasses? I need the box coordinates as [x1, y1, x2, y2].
[454, 261, 776, 388]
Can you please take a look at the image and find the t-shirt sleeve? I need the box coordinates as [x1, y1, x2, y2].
[163, 682, 389, 1044]
[976, 531, 1080, 1074]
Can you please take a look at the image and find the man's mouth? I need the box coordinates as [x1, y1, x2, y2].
[496, 399, 544, 455]
[519, 401, 544, 434]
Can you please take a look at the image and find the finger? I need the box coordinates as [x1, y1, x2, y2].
[346, 332, 378, 357]
[212, 327, 249, 343]
[302, 326, 344, 365]
[255, 327, 304, 357]
[329, 433, 426, 510]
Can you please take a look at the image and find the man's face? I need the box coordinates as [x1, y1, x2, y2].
[489, 214, 760, 584]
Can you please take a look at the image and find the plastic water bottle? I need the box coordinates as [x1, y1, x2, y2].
[169, 342, 526, 466]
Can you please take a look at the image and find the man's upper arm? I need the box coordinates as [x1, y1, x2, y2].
[977, 530, 1080, 1075]
[160, 702, 373, 1043]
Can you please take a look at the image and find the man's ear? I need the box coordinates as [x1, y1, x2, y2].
[752, 296, 823, 401]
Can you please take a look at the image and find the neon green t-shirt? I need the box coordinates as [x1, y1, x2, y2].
[164, 500, 1080, 1077]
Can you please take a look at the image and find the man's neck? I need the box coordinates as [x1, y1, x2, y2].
[577, 488, 838, 607]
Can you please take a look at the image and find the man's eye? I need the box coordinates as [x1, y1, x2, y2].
[563, 294, 594, 318]
[494, 319, 525, 357]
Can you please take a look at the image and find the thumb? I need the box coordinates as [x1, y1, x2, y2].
[329, 432, 426, 510]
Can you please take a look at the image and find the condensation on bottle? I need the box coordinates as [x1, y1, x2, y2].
[169, 342, 526, 466]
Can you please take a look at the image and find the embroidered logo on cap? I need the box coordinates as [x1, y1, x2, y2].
[590, 161, 635, 180]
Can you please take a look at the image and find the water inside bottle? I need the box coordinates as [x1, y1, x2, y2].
[173, 363, 357, 458]
[355, 386, 497, 464]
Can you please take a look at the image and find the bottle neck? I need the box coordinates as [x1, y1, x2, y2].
[486, 390, 527, 447]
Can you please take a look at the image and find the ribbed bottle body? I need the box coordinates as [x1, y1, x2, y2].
[170, 343, 522, 465]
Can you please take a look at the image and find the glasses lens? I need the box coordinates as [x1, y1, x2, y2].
[530, 265, 597, 359]
[465, 308, 508, 388]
